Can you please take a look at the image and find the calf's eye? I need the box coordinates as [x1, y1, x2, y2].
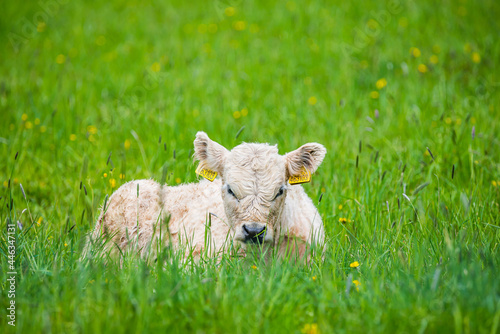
[227, 185, 238, 199]
[274, 186, 285, 200]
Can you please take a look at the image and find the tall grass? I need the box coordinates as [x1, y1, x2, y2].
[1, 0, 499, 332]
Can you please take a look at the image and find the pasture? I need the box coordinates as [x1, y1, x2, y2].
[1, 0, 499, 332]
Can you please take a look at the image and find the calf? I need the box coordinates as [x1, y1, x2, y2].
[84, 132, 326, 261]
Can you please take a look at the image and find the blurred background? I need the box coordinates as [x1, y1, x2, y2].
[1, 1, 500, 332]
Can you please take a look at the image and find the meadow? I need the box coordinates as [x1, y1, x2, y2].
[1, 0, 499, 332]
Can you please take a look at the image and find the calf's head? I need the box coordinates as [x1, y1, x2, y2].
[194, 132, 326, 247]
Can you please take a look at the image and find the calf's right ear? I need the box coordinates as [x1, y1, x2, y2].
[193, 131, 229, 177]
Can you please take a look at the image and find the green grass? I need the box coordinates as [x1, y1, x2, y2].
[1, 0, 500, 332]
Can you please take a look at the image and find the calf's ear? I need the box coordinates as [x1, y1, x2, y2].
[194, 131, 229, 175]
[285, 143, 327, 177]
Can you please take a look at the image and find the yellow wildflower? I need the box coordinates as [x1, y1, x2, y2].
[233, 21, 246, 31]
[69, 134, 77, 141]
[64, 243, 68, 247]
[430, 55, 438, 64]
[370, 91, 379, 99]
[241, 108, 248, 117]
[224, 7, 236, 16]
[472, 52, 481, 63]
[312, 276, 317, 281]
[251, 265, 257, 270]
[376, 78, 387, 90]
[350, 261, 360, 268]
[56, 54, 66, 64]
[22, 113, 28, 121]
[34, 118, 40, 125]
[37, 217, 43, 226]
[25, 121, 33, 129]
[233, 110, 241, 119]
[338, 204, 343, 210]
[339, 217, 347, 224]
[87, 125, 97, 134]
[398, 17, 408, 28]
[493, 181, 498, 187]
[175, 178, 181, 184]
[308, 96, 317, 105]
[445, 117, 452, 124]
[418, 64, 428, 73]
[410, 47, 421, 57]
[124, 139, 131, 150]
[151, 62, 161, 72]
[109, 179, 116, 188]
[119, 173, 125, 180]
[103, 173, 108, 178]
[352, 279, 360, 291]
[40, 126, 47, 133]
[301, 323, 318, 334]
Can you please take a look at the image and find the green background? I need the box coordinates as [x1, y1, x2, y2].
[1, 0, 499, 332]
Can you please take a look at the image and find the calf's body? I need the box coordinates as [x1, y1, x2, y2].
[85, 132, 326, 260]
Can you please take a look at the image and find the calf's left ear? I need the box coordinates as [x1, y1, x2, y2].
[285, 143, 327, 177]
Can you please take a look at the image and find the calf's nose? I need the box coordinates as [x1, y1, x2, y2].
[242, 224, 266, 244]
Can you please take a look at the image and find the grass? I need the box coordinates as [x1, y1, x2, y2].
[1, 0, 500, 332]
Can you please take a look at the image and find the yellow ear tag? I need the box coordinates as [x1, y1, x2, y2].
[288, 166, 311, 185]
[195, 164, 218, 182]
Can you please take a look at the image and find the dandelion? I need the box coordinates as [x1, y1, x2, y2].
[376, 78, 387, 90]
[22, 113, 28, 121]
[175, 178, 181, 184]
[87, 125, 98, 134]
[308, 96, 317, 105]
[312, 276, 317, 281]
[103, 173, 108, 178]
[3, 181, 8, 187]
[430, 55, 439, 64]
[410, 47, 421, 57]
[251, 265, 257, 270]
[418, 64, 428, 73]
[124, 139, 131, 150]
[370, 91, 379, 99]
[339, 217, 347, 224]
[301, 323, 318, 334]
[37, 217, 43, 226]
[151, 62, 161, 72]
[233, 110, 241, 119]
[56, 54, 66, 64]
[445, 117, 452, 124]
[241, 108, 248, 117]
[472, 52, 481, 63]
[352, 280, 360, 291]
[350, 261, 360, 268]
[233, 21, 246, 31]
[398, 17, 408, 28]
[493, 181, 497, 187]
[338, 204, 343, 210]
[119, 173, 125, 180]
[109, 178, 116, 188]
[25, 121, 33, 129]
[224, 7, 236, 16]
[64, 243, 68, 247]
[69, 134, 77, 141]
[37, 22, 46, 32]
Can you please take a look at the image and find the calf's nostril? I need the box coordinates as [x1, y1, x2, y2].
[243, 225, 266, 243]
